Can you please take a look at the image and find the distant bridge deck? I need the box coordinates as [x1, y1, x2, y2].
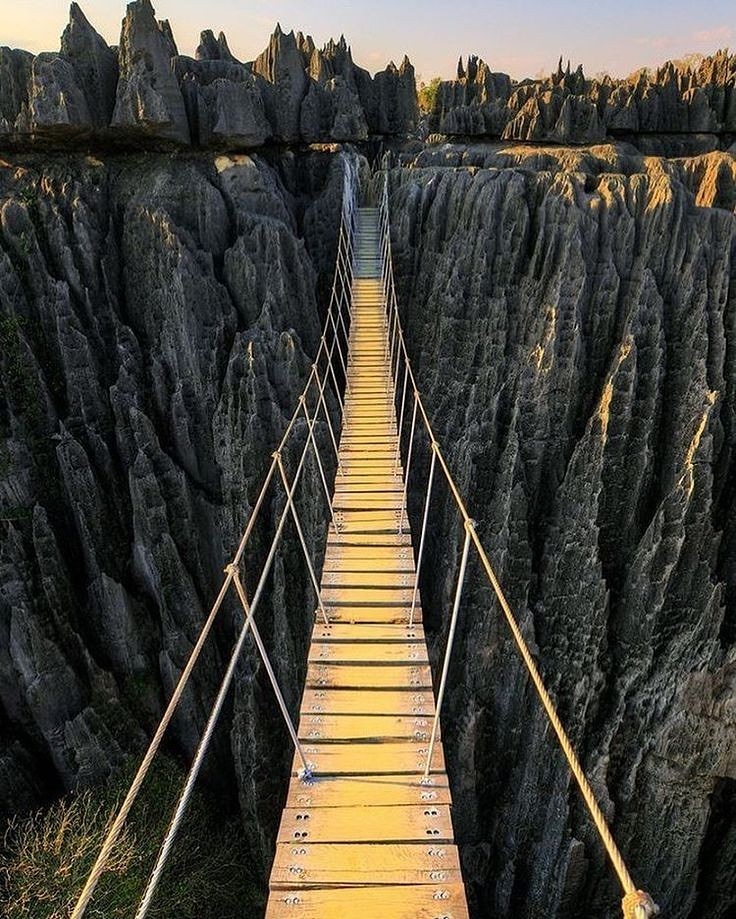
[265, 208, 469, 918]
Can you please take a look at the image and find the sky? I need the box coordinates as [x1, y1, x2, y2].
[1, 0, 733, 81]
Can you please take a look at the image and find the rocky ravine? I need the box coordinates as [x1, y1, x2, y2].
[1, 30, 735, 917]
[0, 148, 350, 891]
[382, 144, 736, 918]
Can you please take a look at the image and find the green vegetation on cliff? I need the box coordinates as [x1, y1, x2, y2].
[0, 757, 260, 918]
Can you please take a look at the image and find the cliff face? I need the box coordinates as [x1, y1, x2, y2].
[0, 1, 418, 150]
[429, 53, 736, 151]
[384, 145, 736, 918]
[0, 148, 349, 888]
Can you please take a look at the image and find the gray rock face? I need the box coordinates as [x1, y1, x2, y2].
[383, 145, 736, 919]
[60, 2, 118, 128]
[373, 56, 420, 135]
[0, 5, 418, 148]
[0, 150, 345, 894]
[253, 25, 309, 142]
[175, 58, 271, 148]
[111, 0, 190, 144]
[195, 29, 238, 64]
[430, 52, 736, 148]
[26, 53, 92, 135]
[0, 47, 33, 135]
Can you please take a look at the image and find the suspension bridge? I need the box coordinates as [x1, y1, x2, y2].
[69, 160, 658, 919]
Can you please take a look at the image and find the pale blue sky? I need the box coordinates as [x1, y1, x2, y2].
[2, 0, 733, 81]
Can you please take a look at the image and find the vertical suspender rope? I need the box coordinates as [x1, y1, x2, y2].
[275, 453, 328, 626]
[398, 393, 419, 536]
[423, 521, 473, 781]
[410, 444, 437, 627]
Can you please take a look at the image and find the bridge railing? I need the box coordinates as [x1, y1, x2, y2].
[377, 173, 658, 919]
[70, 155, 359, 919]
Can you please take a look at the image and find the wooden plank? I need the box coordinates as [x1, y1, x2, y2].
[300, 688, 435, 716]
[285, 774, 452, 809]
[293, 741, 445, 777]
[266, 883, 469, 919]
[308, 642, 427, 664]
[305, 663, 432, 689]
[322, 586, 415, 606]
[311, 623, 426, 643]
[320, 605, 420, 624]
[270, 841, 462, 889]
[277, 804, 453, 844]
[323, 558, 415, 573]
[321, 572, 415, 588]
[298, 714, 436, 742]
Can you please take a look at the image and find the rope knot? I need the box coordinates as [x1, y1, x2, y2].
[272, 450, 282, 461]
[622, 891, 659, 919]
[224, 563, 238, 577]
[464, 518, 476, 533]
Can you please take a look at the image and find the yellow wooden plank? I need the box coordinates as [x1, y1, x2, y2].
[277, 804, 453, 844]
[333, 498, 405, 512]
[305, 663, 432, 689]
[311, 623, 426, 642]
[292, 741, 445, 776]
[301, 688, 435, 716]
[309, 643, 427, 664]
[298, 714, 435, 742]
[322, 587, 415, 606]
[324, 558, 415, 573]
[270, 841, 462, 888]
[266, 883, 470, 919]
[322, 572, 415, 588]
[321, 605, 421, 624]
[328, 533, 413, 547]
[285, 774, 451, 809]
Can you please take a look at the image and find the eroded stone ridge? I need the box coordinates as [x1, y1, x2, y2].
[429, 52, 736, 149]
[0, 0, 419, 148]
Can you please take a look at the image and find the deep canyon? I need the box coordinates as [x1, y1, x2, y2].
[1, 2, 735, 917]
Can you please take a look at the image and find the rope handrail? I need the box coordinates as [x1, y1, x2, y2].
[377, 174, 659, 919]
[70, 156, 359, 919]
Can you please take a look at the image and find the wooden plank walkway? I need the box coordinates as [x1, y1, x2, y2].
[265, 208, 469, 918]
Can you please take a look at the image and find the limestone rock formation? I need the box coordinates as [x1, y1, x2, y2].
[60, 2, 118, 128]
[252, 25, 309, 142]
[382, 145, 736, 919]
[373, 56, 420, 135]
[0, 48, 34, 136]
[0, 5, 419, 148]
[175, 57, 271, 148]
[111, 0, 190, 144]
[195, 29, 238, 64]
[430, 51, 736, 148]
[0, 150, 344, 880]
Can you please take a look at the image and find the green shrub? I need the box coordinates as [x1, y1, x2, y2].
[0, 757, 261, 919]
[418, 77, 443, 113]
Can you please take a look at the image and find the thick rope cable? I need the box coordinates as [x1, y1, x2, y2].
[378, 174, 658, 917]
[71, 156, 358, 919]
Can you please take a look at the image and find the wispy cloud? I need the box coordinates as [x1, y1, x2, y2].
[693, 25, 733, 44]
[633, 35, 677, 50]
